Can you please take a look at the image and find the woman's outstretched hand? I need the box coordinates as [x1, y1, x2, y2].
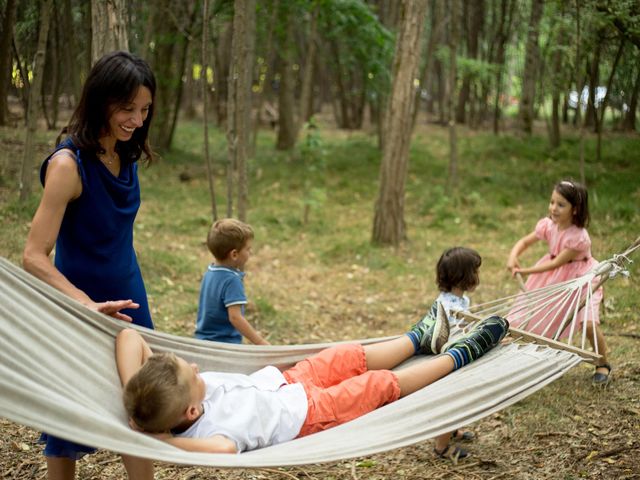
[93, 299, 140, 322]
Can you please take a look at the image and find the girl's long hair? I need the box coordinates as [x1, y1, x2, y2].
[554, 180, 590, 228]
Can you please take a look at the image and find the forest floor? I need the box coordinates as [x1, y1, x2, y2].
[1, 117, 639, 479]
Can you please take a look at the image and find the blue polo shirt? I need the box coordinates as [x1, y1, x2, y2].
[195, 265, 247, 343]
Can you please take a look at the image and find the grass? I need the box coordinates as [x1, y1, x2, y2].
[1, 119, 639, 478]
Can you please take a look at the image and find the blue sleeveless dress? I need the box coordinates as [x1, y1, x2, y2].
[39, 137, 154, 459]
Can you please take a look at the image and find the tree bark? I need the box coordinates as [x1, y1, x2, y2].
[519, 0, 543, 134]
[455, 0, 482, 124]
[202, 0, 217, 221]
[251, 0, 279, 153]
[20, 0, 53, 201]
[412, 0, 444, 128]
[227, 0, 256, 220]
[447, 0, 459, 193]
[596, 38, 625, 162]
[61, 0, 81, 103]
[0, 0, 17, 125]
[90, 0, 129, 64]
[549, 1, 567, 149]
[276, 11, 297, 150]
[585, 31, 603, 131]
[622, 67, 639, 131]
[42, 3, 61, 130]
[299, 6, 318, 125]
[492, 0, 516, 134]
[149, 0, 197, 152]
[372, 0, 428, 246]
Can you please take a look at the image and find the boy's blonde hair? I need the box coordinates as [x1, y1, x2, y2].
[123, 353, 192, 433]
[207, 218, 254, 260]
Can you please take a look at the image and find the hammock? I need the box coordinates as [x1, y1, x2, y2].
[0, 255, 614, 468]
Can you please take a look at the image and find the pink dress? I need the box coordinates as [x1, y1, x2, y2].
[512, 217, 603, 338]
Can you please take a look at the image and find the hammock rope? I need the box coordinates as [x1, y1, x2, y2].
[454, 237, 639, 365]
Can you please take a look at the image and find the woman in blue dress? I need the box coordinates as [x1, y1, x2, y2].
[23, 51, 156, 480]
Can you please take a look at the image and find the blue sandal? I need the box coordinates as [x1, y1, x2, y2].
[451, 429, 475, 441]
[434, 444, 469, 461]
[592, 363, 612, 386]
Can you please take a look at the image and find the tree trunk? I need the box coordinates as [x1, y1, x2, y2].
[276, 13, 297, 150]
[492, 0, 516, 134]
[372, 0, 428, 246]
[90, 0, 129, 63]
[596, 38, 625, 162]
[20, 0, 53, 201]
[575, 1, 585, 184]
[12, 39, 29, 115]
[202, 0, 217, 221]
[549, 1, 567, 149]
[622, 67, 639, 131]
[585, 31, 604, 131]
[227, 0, 256, 220]
[251, 0, 278, 153]
[42, 3, 61, 131]
[0, 0, 18, 125]
[412, 0, 444, 128]
[519, 0, 543, 134]
[299, 6, 318, 125]
[213, 22, 233, 126]
[61, 0, 81, 103]
[447, 0, 459, 193]
[455, 0, 482, 124]
[149, 1, 197, 152]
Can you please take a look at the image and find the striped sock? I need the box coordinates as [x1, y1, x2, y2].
[445, 347, 470, 370]
[406, 332, 420, 354]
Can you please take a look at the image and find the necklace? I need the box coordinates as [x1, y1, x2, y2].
[100, 151, 118, 166]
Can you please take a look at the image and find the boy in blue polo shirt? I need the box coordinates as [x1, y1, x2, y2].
[195, 219, 269, 345]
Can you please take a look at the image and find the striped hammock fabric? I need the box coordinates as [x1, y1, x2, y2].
[0, 258, 581, 467]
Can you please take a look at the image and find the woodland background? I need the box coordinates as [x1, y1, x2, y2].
[0, 0, 639, 479]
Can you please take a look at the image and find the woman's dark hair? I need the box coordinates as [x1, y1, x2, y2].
[553, 179, 590, 228]
[58, 51, 156, 164]
[436, 247, 482, 292]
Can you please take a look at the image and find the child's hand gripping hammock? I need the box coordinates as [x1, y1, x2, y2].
[454, 237, 639, 364]
[0, 241, 635, 467]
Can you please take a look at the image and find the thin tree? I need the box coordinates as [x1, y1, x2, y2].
[90, 0, 129, 63]
[299, 4, 319, 125]
[447, 0, 460, 194]
[0, 0, 18, 125]
[372, 0, 428, 246]
[519, 0, 544, 134]
[595, 37, 625, 162]
[226, 0, 255, 220]
[20, 0, 53, 201]
[275, 7, 297, 150]
[202, 0, 218, 221]
[575, 1, 586, 184]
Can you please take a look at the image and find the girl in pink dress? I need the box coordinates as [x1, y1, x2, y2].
[507, 180, 611, 385]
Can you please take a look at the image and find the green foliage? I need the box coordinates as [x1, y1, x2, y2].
[317, 0, 394, 97]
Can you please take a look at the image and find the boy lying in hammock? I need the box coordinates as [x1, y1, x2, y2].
[116, 306, 508, 454]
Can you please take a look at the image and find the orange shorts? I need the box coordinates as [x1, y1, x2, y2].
[283, 343, 400, 437]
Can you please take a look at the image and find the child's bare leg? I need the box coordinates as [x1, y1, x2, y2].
[363, 336, 415, 371]
[396, 355, 455, 397]
[122, 455, 154, 480]
[46, 457, 75, 480]
[585, 323, 610, 373]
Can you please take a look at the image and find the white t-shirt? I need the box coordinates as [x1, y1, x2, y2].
[436, 291, 470, 327]
[176, 366, 308, 452]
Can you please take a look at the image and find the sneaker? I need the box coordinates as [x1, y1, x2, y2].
[443, 315, 509, 367]
[411, 301, 450, 355]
